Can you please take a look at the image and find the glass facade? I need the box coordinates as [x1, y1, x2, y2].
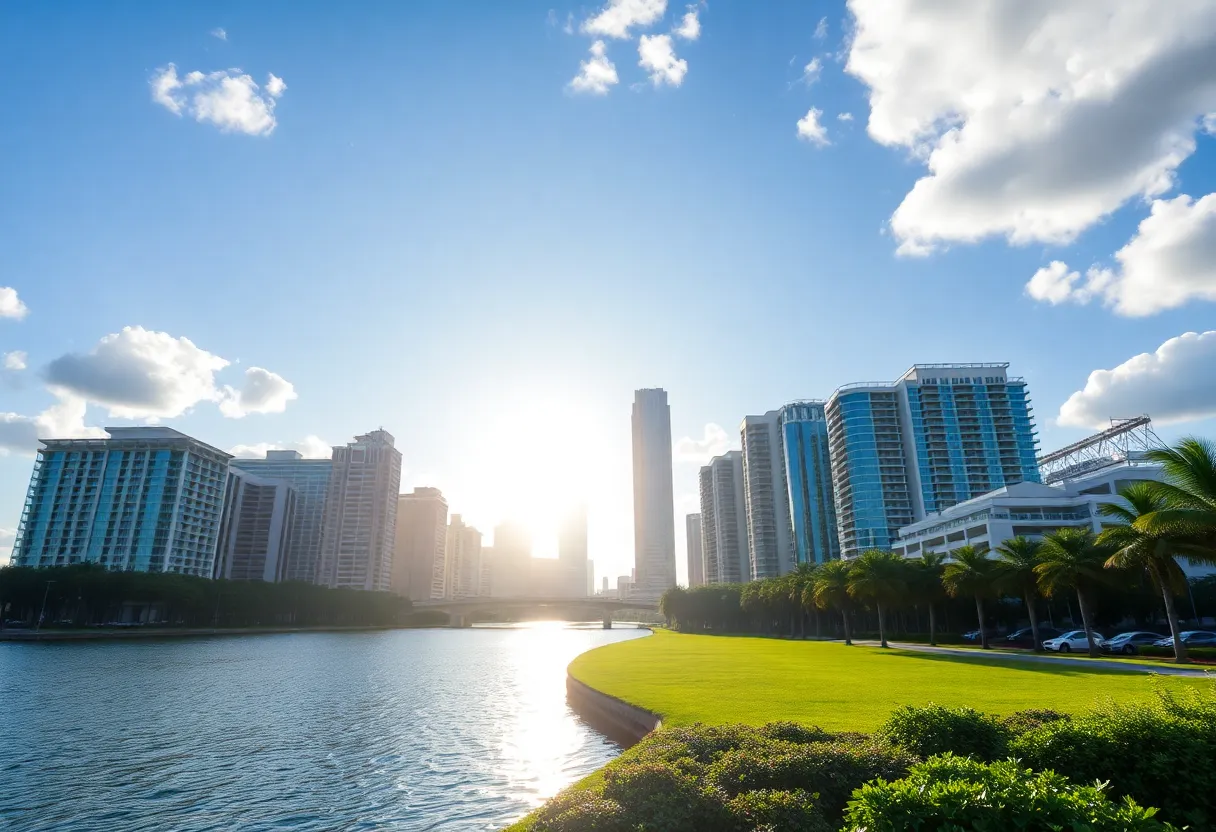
[230, 452, 333, 584]
[779, 402, 840, 564]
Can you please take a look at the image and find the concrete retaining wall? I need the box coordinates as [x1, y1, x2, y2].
[566, 674, 662, 747]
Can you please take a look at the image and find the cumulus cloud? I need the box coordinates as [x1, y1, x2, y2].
[0, 393, 105, 456]
[229, 435, 332, 460]
[675, 423, 732, 464]
[796, 107, 829, 146]
[1059, 331, 1216, 429]
[1026, 193, 1216, 316]
[638, 34, 687, 87]
[582, 0, 667, 39]
[0, 287, 28, 320]
[845, 1, 1216, 256]
[219, 367, 298, 418]
[674, 5, 700, 40]
[814, 17, 828, 40]
[799, 57, 822, 86]
[150, 63, 286, 136]
[837, 112, 853, 122]
[569, 40, 619, 95]
[3, 351, 27, 371]
[210, 27, 227, 41]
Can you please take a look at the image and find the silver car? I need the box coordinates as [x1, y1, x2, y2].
[1042, 630, 1105, 652]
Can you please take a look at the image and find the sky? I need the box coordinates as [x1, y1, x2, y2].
[3, 1, 1216, 587]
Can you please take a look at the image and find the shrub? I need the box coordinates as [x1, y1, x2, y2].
[528, 791, 631, 832]
[877, 703, 1010, 761]
[599, 761, 733, 831]
[726, 789, 831, 832]
[1011, 687, 1216, 828]
[707, 738, 914, 818]
[842, 754, 1176, 831]
[757, 721, 833, 744]
[1139, 645, 1216, 660]
[999, 707, 1070, 736]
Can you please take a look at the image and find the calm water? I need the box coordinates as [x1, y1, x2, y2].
[0, 623, 647, 831]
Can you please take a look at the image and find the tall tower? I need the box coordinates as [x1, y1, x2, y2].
[214, 469, 296, 582]
[559, 504, 590, 598]
[698, 451, 749, 583]
[445, 514, 483, 599]
[392, 487, 449, 600]
[740, 411, 795, 579]
[631, 388, 676, 600]
[685, 513, 704, 587]
[779, 401, 840, 564]
[318, 429, 402, 591]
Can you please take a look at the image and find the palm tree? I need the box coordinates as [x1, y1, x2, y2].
[911, 551, 947, 646]
[941, 545, 995, 648]
[993, 537, 1045, 652]
[1099, 483, 1193, 663]
[811, 558, 855, 645]
[1139, 438, 1216, 547]
[1036, 528, 1112, 658]
[847, 549, 909, 648]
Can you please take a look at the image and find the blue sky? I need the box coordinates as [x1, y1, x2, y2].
[3, 1, 1216, 585]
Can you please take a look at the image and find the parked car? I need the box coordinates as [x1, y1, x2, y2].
[962, 628, 1004, 643]
[1101, 631, 1166, 655]
[1152, 631, 1216, 648]
[1000, 627, 1062, 648]
[1042, 630, 1105, 652]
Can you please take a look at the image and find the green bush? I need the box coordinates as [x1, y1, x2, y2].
[598, 762, 733, 831]
[527, 791, 631, 832]
[1011, 687, 1216, 828]
[842, 754, 1176, 831]
[1139, 645, 1216, 660]
[725, 789, 831, 832]
[877, 703, 1010, 761]
[756, 721, 833, 744]
[707, 738, 914, 818]
[999, 707, 1070, 736]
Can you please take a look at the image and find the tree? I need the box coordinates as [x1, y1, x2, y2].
[847, 550, 909, 648]
[1139, 437, 1216, 549]
[811, 559, 855, 645]
[941, 545, 995, 649]
[1098, 483, 1193, 663]
[910, 552, 947, 646]
[1036, 528, 1112, 657]
[993, 537, 1045, 652]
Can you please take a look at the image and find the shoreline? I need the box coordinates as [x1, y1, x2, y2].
[0, 624, 415, 642]
[566, 673, 662, 747]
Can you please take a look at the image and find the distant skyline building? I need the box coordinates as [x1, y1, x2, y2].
[631, 388, 676, 600]
[318, 430, 402, 591]
[491, 520, 532, 597]
[826, 364, 1040, 557]
[392, 487, 449, 601]
[214, 469, 296, 582]
[698, 451, 749, 584]
[558, 504, 590, 598]
[478, 546, 493, 597]
[780, 401, 840, 564]
[740, 411, 795, 579]
[685, 513, 704, 587]
[231, 449, 332, 583]
[12, 427, 230, 577]
[444, 514, 483, 599]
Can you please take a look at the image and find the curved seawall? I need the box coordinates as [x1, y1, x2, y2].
[566, 674, 662, 747]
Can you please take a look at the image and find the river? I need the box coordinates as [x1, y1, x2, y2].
[0, 623, 647, 831]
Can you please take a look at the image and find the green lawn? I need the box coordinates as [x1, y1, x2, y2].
[570, 630, 1210, 731]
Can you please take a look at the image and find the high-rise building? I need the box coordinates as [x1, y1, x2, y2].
[491, 521, 532, 597]
[478, 546, 493, 597]
[214, 469, 296, 582]
[444, 514, 483, 599]
[558, 504, 590, 598]
[318, 430, 402, 591]
[826, 364, 1040, 558]
[231, 449, 332, 583]
[740, 411, 795, 579]
[780, 401, 840, 564]
[698, 451, 749, 584]
[685, 513, 704, 587]
[392, 487, 449, 601]
[631, 388, 676, 600]
[12, 427, 230, 577]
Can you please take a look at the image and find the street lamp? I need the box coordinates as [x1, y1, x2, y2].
[35, 580, 56, 633]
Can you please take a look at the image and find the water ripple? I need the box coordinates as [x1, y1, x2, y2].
[0, 623, 645, 831]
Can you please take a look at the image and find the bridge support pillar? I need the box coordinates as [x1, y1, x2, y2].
[602, 613, 612, 630]
[449, 613, 469, 628]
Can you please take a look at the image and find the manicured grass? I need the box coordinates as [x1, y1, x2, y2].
[570, 630, 1210, 732]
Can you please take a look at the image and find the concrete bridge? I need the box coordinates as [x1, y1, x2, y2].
[413, 596, 659, 628]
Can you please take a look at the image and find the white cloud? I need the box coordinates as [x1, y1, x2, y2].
[814, 16, 829, 40]
[569, 41, 619, 95]
[1059, 331, 1216, 429]
[0, 526, 14, 564]
[0, 393, 104, 456]
[1026, 193, 1216, 317]
[582, 0, 667, 39]
[674, 5, 700, 41]
[218, 367, 298, 418]
[799, 57, 822, 86]
[845, 1, 1216, 256]
[564, 12, 575, 34]
[638, 34, 687, 87]
[837, 112, 854, 122]
[796, 107, 829, 146]
[3, 351, 27, 371]
[229, 435, 332, 460]
[150, 64, 286, 136]
[210, 27, 227, 41]
[675, 423, 732, 464]
[0, 287, 28, 320]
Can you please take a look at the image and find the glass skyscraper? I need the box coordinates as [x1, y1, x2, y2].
[12, 427, 231, 577]
[779, 401, 840, 564]
[631, 389, 676, 600]
[826, 364, 1040, 558]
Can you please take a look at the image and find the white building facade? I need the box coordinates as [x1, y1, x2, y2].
[740, 411, 795, 579]
[698, 451, 749, 584]
[686, 513, 704, 587]
[319, 430, 402, 592]
[631, 388, 677, 600]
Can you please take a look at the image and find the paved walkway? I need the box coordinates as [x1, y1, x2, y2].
[852, 640, 1213, 677]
